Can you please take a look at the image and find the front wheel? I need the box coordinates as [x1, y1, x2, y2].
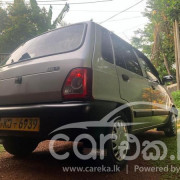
[3, 137, 38, 157]
[164, 113, 177, 137]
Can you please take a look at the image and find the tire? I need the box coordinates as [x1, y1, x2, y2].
[3, 137, 38, 157]
[101, 113, 130, 171]
[164, 113, 177, 137]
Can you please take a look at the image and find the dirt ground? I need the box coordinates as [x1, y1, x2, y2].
[0, 131, 163, 180]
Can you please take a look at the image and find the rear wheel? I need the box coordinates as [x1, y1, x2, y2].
[3, 138, 38, 157]
[102, 113, 130, 170]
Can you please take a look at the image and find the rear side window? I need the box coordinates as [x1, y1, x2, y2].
[101, 29, 114, 64]
[111, 34, 142, 76]
[111, 34, 126, 68]
[123, 46, 142, 76]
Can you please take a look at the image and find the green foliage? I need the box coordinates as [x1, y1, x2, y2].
[0, 7, 8, 32]
[131, 25, 153, 59]
[172, 91, 180, 108]
[0, 0, 67, 53]
[0, 0, 37, 53]
[131, 0, 180, 78]
[0, 144, 4, 153]
[148, 133, 180, 180]
[30, 0, 54, 34]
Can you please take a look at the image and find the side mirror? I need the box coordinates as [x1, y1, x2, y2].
[162, 75, 174, 84]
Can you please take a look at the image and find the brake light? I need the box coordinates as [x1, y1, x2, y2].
[62, 68, 92, 100]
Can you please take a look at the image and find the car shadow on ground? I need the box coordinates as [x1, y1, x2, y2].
[0, 130, 165, 180]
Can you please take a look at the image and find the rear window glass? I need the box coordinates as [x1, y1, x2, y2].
[1, 24, 86, 66]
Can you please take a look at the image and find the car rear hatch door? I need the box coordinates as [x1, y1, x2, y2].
[0, 56, 84, 105]
[0, 23, 90, 106]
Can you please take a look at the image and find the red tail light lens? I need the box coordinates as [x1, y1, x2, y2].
[62, 68, 92, 100]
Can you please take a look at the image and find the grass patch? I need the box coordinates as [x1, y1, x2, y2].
[152, 136, 179, 180]
[148, 126, 180, 180]
[0, 144, 4, 154]
[172, 91, 180, 108]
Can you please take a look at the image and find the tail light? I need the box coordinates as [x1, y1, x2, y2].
[62, 68, 92, 100]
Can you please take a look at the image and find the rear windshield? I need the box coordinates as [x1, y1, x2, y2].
[1, 23, 86, 66]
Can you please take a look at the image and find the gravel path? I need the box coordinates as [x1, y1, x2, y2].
[0, 131, 162, 180]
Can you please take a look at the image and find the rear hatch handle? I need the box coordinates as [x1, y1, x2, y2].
[15, 76, 22, 84]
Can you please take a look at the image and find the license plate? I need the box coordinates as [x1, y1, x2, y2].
[0, 118, 40, 132]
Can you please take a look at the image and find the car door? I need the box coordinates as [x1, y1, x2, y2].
[111, 34, 153, 131]
[136, 51, 170, 126]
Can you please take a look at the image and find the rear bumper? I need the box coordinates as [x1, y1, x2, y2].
[0, 103, 89, 111]
[0, 101, 118, 141]
[0, 102, 91, 140]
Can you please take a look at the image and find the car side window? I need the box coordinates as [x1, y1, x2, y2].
[101, 29, 114, 64]
[136, 51, 159, 82]
[123, 45, 143, 76]
[111, 34, 126, 69]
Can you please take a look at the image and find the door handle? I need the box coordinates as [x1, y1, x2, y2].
[122, 74, 129, 81]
